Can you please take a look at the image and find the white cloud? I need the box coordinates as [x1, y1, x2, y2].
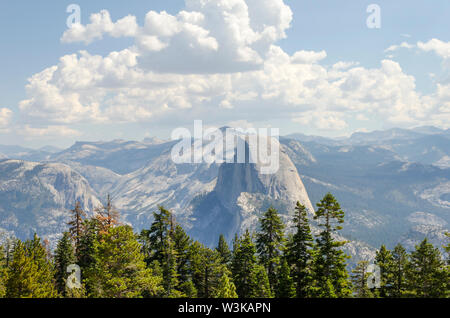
[16, 1, 450, 137]
[0, 108, 12, 127]
[291, 50, 327, 64]
[293, 111, 348, 131]
[384, 41, 414, 53]
[61, 10, 138, 44]
[417, 39, 450, 59]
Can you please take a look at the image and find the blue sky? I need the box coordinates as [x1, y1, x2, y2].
[0, 0, 449, 148]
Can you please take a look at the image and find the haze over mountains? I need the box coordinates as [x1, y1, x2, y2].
[0, 126, 449, 263]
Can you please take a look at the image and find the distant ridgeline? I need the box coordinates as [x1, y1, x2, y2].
[0, 193, 448, 298]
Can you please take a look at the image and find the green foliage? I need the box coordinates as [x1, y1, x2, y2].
[286, 202, 313, 298]
[406, 238, 447, 298]
[216, 234, 232, 265]
[5, 235, 57, 298]
[3, 196, 449, 299]
[212, 266, 238, 298]
[374, 244, 394, 297]
[276, 258, 295, 298]
[54, 232, 76, 296]
[231, 230, 258, 298]
[87, 225, 163, 298]
[311, 193, 352, 297]
[391, 244, 409, 297]
[256, 207, 285, 293]
[351, 260, 374, 298]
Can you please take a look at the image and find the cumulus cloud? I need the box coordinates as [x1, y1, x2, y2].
[417, 39, 450, 59]
[293, 111, 348, 131]
[15, 0, 450, 137]
[291, 50, 327, 64]
[0, 108, 12, 127]
[61, 10, 138, 44]
[384, 41, 414, 53]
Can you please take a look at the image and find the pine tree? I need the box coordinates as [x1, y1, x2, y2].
[163, 223, 181, 297]
[88, 225, 163, 298]
[351, 260, 373, 298]
[251, 264, 273, 298]
[213, 265, 238, 298]
[141, 206, 171, 265]
[407, 238, 447, 298]
[190, 241, 224, 298]
[172, 224, 192, 285]
[391, 244, 409, 297]
[0, 244, 8, 298]
[276, 258, 295, 298]
[54, 232, 76, 296]
[311, 193, 351, 297]
[75, 218, 100, 295]
[95, 194, 120, 235]
[256, 207, 285, 292]
[6, 236, 57, 298]
[374, 244, 394, 297]
[68, 201, 86, 249]
[231, 230, 259, 298]
[286, 202, 314, 298]
[216, 234, 232, 265]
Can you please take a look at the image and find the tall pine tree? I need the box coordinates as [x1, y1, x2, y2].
[407, 238, 447, 298]
[256, 207, 285, 292]
[286, 202, 314, 298]
[54, 232, 76, 296]
[311, 193, 351, 297]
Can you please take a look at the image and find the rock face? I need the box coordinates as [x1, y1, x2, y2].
[189, 137, 314, 246]
[110, 151, 220, 229]
[0, 159, 101, 241]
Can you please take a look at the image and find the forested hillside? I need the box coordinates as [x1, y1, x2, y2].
[1, 193, 448, 298]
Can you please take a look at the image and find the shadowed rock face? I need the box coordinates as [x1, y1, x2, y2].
[189, 137, 314, 246]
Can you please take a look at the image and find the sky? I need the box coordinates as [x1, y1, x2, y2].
[0, 0, 449, 148]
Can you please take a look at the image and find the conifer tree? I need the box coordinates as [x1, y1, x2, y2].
[286, 202, 314, 298]
[88, 225, 163, 298]
[212, 265, 238, 298]
[141, 206, 171, 265]
[216, 234, 232, 265]
[6, 236, 57, 298]
[311, 193, 351, 297]
[68, 201, 86, 249]
[163, 224, 181, 297]
[276, 258, 295, 298]
[172, 224, 192, 285]
[351, 260, 374, 298]
[251, 264, 273, 298]
[0, 244, 7, 298]
[190, 241, 224, 298]
[54, 232, 76, 296]
[256, 207, 285, 292]
[407, 238, 447, 298]
[231, 230, 259, 298]
[391, 243, 409, 297]
[374, 244, 394, 297]
[95, 194, 120, 235]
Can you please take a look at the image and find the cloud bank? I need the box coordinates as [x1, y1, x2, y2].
[13, 0, 450, 140]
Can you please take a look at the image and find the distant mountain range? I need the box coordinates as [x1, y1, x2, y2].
[0, 126, 449, 264]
